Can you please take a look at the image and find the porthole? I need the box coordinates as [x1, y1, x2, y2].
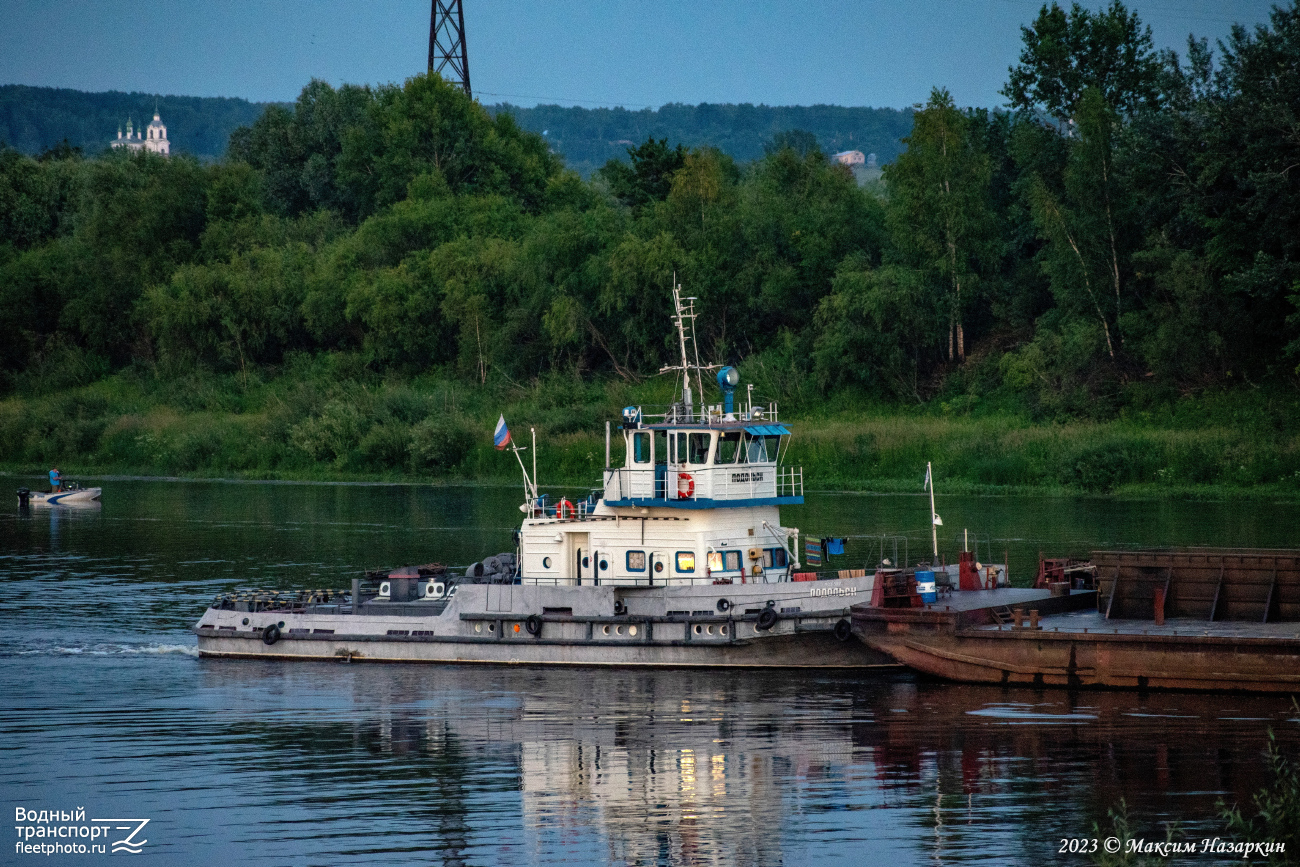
[599, 559, 608, 571]
[654, 562, 664, 573]
[615, 625, 624, 636]
[241, 617, 249, 625]
[629, 625, 638, 636]
[474, 623, 482, 633]
[488, 623, 496, 632]
[542, 557, 552, 569]
[706, 625, 714, 635]
[602, 625, 610, 635]
[582, 556, 590, 568]
[694, 625, 702, 635]
[721, 625, 728, 636]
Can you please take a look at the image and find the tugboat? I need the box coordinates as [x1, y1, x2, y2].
[195, 284, 893, 668]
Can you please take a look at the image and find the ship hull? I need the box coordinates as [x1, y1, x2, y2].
[196, 576, 896, 668]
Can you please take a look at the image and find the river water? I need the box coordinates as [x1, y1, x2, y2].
[2, 479, 1298, 865]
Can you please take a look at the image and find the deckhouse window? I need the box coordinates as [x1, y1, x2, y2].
[633, 432, 651, 464]
[627, 551, 646, 572]
[675, 551, 695, 573]
[762, 547, 788, 569]
[688, 433, 711, 465]
[707, 551, 743, 572]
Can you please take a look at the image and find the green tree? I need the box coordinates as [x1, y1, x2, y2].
[1003, 1, 1165, 122]
[885, 88, 999, 361]
[1029, 87, 1134, 358]
[598, 137, 687, 211]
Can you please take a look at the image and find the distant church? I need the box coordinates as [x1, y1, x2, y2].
[111, 112, 169, 155]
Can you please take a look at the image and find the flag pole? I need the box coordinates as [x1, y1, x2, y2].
[928, 461, 939, 565]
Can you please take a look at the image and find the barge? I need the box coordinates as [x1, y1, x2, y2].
[852, 548, 1300, 692]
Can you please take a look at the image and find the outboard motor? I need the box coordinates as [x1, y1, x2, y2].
[16, 488, 30, 507]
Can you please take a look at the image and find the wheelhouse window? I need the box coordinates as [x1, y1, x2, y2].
[627, 551, 646, 572]
[688, 432, 712, 465]
[744, 433, 780, 463]
[633, 432, 651, 464]
[707, 551, 723, 572]
[762, 547, 788, 569]
[675, 551, 695, 573]
[718, 432, 741, 463]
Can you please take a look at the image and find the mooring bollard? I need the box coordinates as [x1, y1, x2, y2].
[1153, 587, 1166, 626]
[1030, 609, 1039, 630]
[1013, 609, 1024, 629]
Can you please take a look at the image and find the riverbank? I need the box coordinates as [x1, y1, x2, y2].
[4, 370, 1300, 500]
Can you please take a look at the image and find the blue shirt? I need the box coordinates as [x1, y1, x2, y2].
[49, 470, 59, 485]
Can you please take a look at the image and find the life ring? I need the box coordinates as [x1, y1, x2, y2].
[756, 607, 779, 631]
[834, 618, 852, 642]
[556, 499, 575, 519]
[716, 598, 731, 613]
[525, 614, 543, 637]
[262, 624, 281, 645]
[677, 473, 694, 499]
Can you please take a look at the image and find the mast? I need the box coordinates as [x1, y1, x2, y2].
[660, 275, 718, 420]
[927, 461, 939, 564]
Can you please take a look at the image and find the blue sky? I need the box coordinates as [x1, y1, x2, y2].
[0, 0, 1283, 108]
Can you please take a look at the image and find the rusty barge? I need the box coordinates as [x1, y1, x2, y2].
[851, 548, 1300, 693]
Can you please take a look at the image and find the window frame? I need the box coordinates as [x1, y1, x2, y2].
[675, 551, 696, 573]
[626, 550, 646, 572]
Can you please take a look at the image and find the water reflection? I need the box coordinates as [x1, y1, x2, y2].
[174, 663, 1299, 865]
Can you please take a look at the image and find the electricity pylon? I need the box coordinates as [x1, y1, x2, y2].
[428, 0, 471, 97]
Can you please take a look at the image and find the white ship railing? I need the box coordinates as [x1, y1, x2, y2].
[602, 464, 802, 503]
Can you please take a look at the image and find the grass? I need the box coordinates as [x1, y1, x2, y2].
[4, 365, 1300, 500]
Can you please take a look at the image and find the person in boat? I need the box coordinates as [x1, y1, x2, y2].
[49, 468, 61, 493]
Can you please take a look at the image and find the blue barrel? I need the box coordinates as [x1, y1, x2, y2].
[915, 570, 937, 603]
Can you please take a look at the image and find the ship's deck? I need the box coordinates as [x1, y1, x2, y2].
[974, 609, 1300, 641]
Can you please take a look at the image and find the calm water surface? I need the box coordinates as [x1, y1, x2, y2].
[2, 479, 1299, 865]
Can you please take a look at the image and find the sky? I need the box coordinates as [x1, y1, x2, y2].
[0, 0, 1285, 109]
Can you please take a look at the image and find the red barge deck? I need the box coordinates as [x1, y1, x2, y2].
[851, 548, 1300, 693]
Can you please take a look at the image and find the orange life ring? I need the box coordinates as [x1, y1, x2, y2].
[677, 473, 694, 499]
[556, 498, 575, 519]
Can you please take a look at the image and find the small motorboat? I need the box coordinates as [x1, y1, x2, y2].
[17, 482, 102, 506]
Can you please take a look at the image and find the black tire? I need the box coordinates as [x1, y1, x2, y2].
[756, 607, 779, 631]
[262, 624, 281, 646]
[716, 598, 731, 613]
[525, 614, 542, 637]
[834, 618, 852, 642]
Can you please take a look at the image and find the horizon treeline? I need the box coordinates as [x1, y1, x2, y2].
[2, 1, 1299, 428]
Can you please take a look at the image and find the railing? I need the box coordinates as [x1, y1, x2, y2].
[602, 465, 803, 503]
[624, 401, 781, 426]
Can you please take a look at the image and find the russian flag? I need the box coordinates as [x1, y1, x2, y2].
[493, 415, 511, 450]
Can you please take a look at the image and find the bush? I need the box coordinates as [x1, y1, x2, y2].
[409, 417, 473, 472]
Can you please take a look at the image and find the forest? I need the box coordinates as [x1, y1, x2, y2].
[1, 1, 1298, 495]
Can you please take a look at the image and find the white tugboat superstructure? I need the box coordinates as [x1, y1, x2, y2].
[195, 283, 893, 668]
